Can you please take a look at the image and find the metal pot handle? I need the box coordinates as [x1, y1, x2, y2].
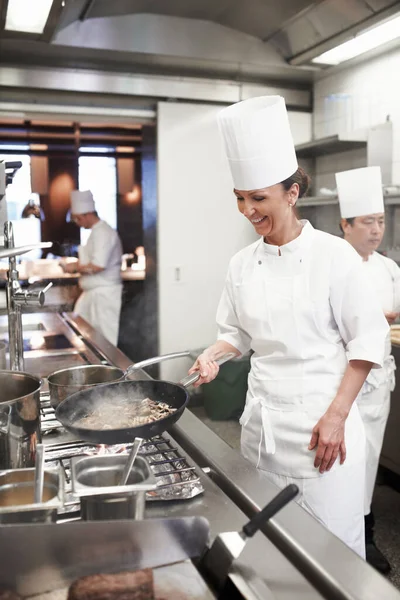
[125, 351, 236, 388]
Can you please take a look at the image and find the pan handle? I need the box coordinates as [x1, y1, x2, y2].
[125, 351, 236, 387]
[124, 351, 192, 378]
[179, 353, 237, 388]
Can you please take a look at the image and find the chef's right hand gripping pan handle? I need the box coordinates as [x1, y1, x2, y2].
[125, 351, 236, 387]
[242, 484, 299, 538]
[179, 353, 237, 388]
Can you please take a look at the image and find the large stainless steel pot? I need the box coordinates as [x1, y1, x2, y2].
[48, 364, 125, 409]
[0, 465, 64, 524]
[71, 454, 157, 521]
[0, 370, 41, 469]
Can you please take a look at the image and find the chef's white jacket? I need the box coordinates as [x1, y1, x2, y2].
[217, 221, 389, 478]
[75, 220, 123, 345]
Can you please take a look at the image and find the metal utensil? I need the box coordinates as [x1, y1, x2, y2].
[34, 444, 45, 504]
[119, 437, 144, 486]
[202, 483, 299, 589]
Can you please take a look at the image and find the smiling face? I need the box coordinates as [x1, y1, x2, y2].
[234, 182, 299, 239]
[341, 213, 385, 259]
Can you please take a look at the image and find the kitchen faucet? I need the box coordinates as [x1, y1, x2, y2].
[3, 222, 53, 371]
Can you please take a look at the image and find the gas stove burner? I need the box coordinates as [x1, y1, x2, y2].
[40, 393, 204, 518]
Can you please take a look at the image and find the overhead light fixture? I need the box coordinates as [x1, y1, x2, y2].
[79, 147, 113, 153]
[5, 0, 54, 34]
[312, 12, 400, 65]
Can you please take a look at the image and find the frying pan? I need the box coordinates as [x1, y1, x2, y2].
[55, 352, 235, 445]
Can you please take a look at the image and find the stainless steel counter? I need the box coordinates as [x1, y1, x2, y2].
[3, 312, 399, 600]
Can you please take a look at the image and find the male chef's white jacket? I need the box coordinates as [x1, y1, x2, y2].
[75, 220, 123, 345]
[359, 251, 400, 512]
[216, 221, 389, 479]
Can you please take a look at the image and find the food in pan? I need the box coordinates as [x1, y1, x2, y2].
[67, 569, 154, 600]
[74, 398, 177, 430]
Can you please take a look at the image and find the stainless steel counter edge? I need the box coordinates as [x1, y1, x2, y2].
[171, 410, 399, 600]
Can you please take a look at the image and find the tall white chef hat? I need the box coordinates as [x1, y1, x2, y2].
[335, 166, 384, 219]
[218, 95, 298, 191]
[70, 190, 95, 214]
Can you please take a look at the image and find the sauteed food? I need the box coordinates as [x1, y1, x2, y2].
[75, 398, 177, 430]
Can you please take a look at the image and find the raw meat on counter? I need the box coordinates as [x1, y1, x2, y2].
[67, 569, 154, 600]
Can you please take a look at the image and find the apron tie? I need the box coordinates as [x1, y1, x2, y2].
[240, 397, 276, 466]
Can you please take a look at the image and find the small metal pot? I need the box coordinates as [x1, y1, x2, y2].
[71, 454, 157, 521]
[0, 370, 41, 469]
[48, 364, 125, 409]
[0, 465, 64, 524]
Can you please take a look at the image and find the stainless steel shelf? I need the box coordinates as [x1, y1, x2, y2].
[296, 135, 367, 159]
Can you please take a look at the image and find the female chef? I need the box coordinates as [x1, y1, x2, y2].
[189, 96, 389, 557]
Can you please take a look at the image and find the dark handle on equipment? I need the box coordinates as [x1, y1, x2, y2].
[4, 161, 23, 170]
[242, 484, 299, 538]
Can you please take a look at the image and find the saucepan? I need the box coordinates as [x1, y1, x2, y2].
[47, 350, 195, 409]
[55, 352, 235, 445]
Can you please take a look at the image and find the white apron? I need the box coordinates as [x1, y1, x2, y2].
[234, 229, 366, 556]
[75, 228, 123, 346]
[75, 285, 122, 346]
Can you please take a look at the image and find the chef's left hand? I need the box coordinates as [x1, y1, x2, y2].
[308, 410, 347, 474]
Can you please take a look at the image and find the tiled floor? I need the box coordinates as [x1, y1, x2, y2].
[190, 406, 400, 591]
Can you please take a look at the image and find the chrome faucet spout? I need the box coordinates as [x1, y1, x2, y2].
[3, 222, 53, 371]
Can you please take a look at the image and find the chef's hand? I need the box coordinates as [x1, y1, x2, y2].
[385, 311, 399, 325]
[188, 350, 220, 388]
[308, 410, 346, 474]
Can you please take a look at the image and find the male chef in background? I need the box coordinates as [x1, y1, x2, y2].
[337, 166, 400, 574]
[61, 190, 123, 346]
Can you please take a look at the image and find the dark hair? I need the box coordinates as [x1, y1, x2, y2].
[281, 167, 311, 199]
[339, 217, 355, 234]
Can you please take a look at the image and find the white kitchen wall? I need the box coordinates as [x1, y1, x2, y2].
[157, 101, 311, 380]
[314, 147, 367, 193]
[314, 46, 400, 183]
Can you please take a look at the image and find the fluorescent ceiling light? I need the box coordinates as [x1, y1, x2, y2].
[5, 0, 53, 34]
[312, 13, 400, 65]
[79, 147, 113, 153]
[0, 144, 29, 151]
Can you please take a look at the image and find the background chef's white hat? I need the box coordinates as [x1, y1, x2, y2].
[335, 166, 384, 218]
[70, 190, 95, 214]
[218, 95, 298, 190]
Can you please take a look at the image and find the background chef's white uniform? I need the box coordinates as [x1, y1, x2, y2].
[361, 252, 400, 511]
[336, 167, 400, 514]
[217, 97, 389, 558]
[71, 190, 123, 346]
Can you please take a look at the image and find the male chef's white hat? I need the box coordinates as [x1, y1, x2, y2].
[70, 190, 95, 214]
[218, 95, 298, 191]
[335, 166, 384, 219]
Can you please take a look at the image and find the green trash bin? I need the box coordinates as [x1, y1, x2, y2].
[202, 354, 251, 421]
